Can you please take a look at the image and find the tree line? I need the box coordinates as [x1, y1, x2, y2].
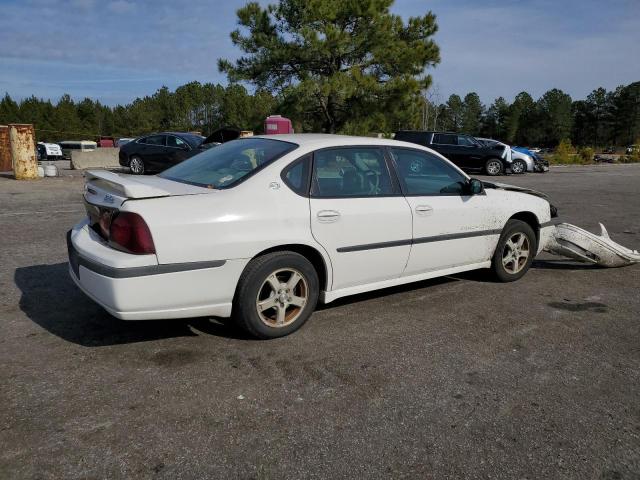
[431, 82, 640, 147]
[0, 83, 277, 143]
[1, 80, 638, 147]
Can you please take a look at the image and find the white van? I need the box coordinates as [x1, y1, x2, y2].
[59, 140, 97, 159]
[36, 142, 63, 161]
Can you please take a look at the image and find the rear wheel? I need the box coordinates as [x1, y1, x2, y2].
[485, 158, 504, 176]
[129, 156, 145, 174]
[511, 159, 526, 174]
[232, 251, 319, 339]
[491, 219, 536, 282]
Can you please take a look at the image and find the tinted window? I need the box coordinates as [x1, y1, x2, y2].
[311, 147, 393, 198]
[390, 148, 468, 196]
[282, 155, 311, 196]
[394, 131, 429, 146]
[457, 135, 479, 147]
[145, 135, 165, 146]
[433, 134, 457, 145]
[181, 133, 205, 147]
[159, 138, 297, 189]
[167, 135, 187, 148]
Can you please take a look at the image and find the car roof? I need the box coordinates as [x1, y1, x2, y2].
[252, 133, 429, 149]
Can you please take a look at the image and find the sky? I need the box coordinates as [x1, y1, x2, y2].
[0, 0, 639, 106]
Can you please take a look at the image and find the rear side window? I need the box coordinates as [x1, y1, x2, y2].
[390, 148, 467, 196]
[145, 135, 165, 146]
[311, 147, 393, 198]
[282, 155, 311, 196]
[433, 134, 457, 145]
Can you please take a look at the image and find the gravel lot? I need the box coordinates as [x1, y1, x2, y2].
[1, 164, 639, 479]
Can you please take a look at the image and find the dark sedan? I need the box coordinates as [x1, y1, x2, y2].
[118, 132, 209, 174]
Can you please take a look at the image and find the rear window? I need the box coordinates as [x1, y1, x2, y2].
[159, 138, 298, 189]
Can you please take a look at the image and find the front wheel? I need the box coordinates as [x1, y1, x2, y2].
[511, 159, 527, 174]
[232, 252, 319, 339]
[485, 158, 504, 176]
[491, 219, 537, 282]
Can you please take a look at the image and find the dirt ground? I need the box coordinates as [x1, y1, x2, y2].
[1, 164, 639, 479]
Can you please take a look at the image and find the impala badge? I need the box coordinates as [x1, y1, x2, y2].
[103, 193, 115, 204]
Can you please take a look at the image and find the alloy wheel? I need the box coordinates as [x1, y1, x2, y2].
[502, 233, 530, 274]
[511, 161, 525, 174]
[255, 268, 308, 328]
[129, 157, 144, 174]
[487, 161, 502, 175]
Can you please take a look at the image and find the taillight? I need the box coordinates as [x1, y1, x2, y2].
[109, 212, 156, 254]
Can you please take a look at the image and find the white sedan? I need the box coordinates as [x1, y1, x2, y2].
[68, 134, 557, 338]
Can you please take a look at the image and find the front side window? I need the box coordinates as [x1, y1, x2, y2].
[159, 138, 298, 189]
[167, 135, 187, 148]
[311, 147, 393, 198]
[433, 133, 457, 145]
[457, 135, 478, 147]
[390, 148, 468, 196]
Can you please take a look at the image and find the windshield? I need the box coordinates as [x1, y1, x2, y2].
[182, 133, 205, 147]
[159, 138, 298, 189]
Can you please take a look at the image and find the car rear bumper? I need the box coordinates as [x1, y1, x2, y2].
[67, 221, 247, 320]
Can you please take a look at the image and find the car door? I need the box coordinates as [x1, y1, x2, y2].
[141, 134, 167, 170]
[430, 133, 464, 168]
[456, 135, 485, 170]
[388, 147, 499, 276]
[166, 135, 193, 167]
[309, 146, 413, 291]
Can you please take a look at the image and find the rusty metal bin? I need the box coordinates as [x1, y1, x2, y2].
[8, 124, 38, 180]
[0, 125, 11, 172]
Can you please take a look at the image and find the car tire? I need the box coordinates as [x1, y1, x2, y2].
[511, 160, 526, 174]
[491, 219, 537, 282]
[485, 158, 504, 176]
[232, 251, 320, 339]
[129, 156, 145, 175]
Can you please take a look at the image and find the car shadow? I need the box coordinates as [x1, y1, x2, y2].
[14, 263, 252, 347]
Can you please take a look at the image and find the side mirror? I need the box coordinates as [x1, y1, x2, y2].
[467, 178, 484, 195]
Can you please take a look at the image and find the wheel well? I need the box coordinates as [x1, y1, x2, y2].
[508, 212, 540, 245]
[253, 244, 329, 291]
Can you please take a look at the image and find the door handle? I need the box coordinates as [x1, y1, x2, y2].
[415, 205, 433, 215]
[317, 210, 341, 222]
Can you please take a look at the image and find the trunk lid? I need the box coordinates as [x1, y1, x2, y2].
[84, 170, 211, 209]
[83, 170, 213, 242]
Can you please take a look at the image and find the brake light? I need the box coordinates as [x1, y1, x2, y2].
[109, 212, 156, 254]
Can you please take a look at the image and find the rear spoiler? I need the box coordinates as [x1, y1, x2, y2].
[85, 170, 171, 198]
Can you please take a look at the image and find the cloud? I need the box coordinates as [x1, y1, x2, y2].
[107, 0, 135, 13]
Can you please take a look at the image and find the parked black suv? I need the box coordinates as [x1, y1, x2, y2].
[394, 131, 508, 175]
[119, 132, 212, 174]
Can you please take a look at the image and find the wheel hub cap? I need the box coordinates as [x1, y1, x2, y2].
[256, 269, 308, 328]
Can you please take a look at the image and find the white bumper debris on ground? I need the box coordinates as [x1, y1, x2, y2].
[544, 222, 640, 267]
